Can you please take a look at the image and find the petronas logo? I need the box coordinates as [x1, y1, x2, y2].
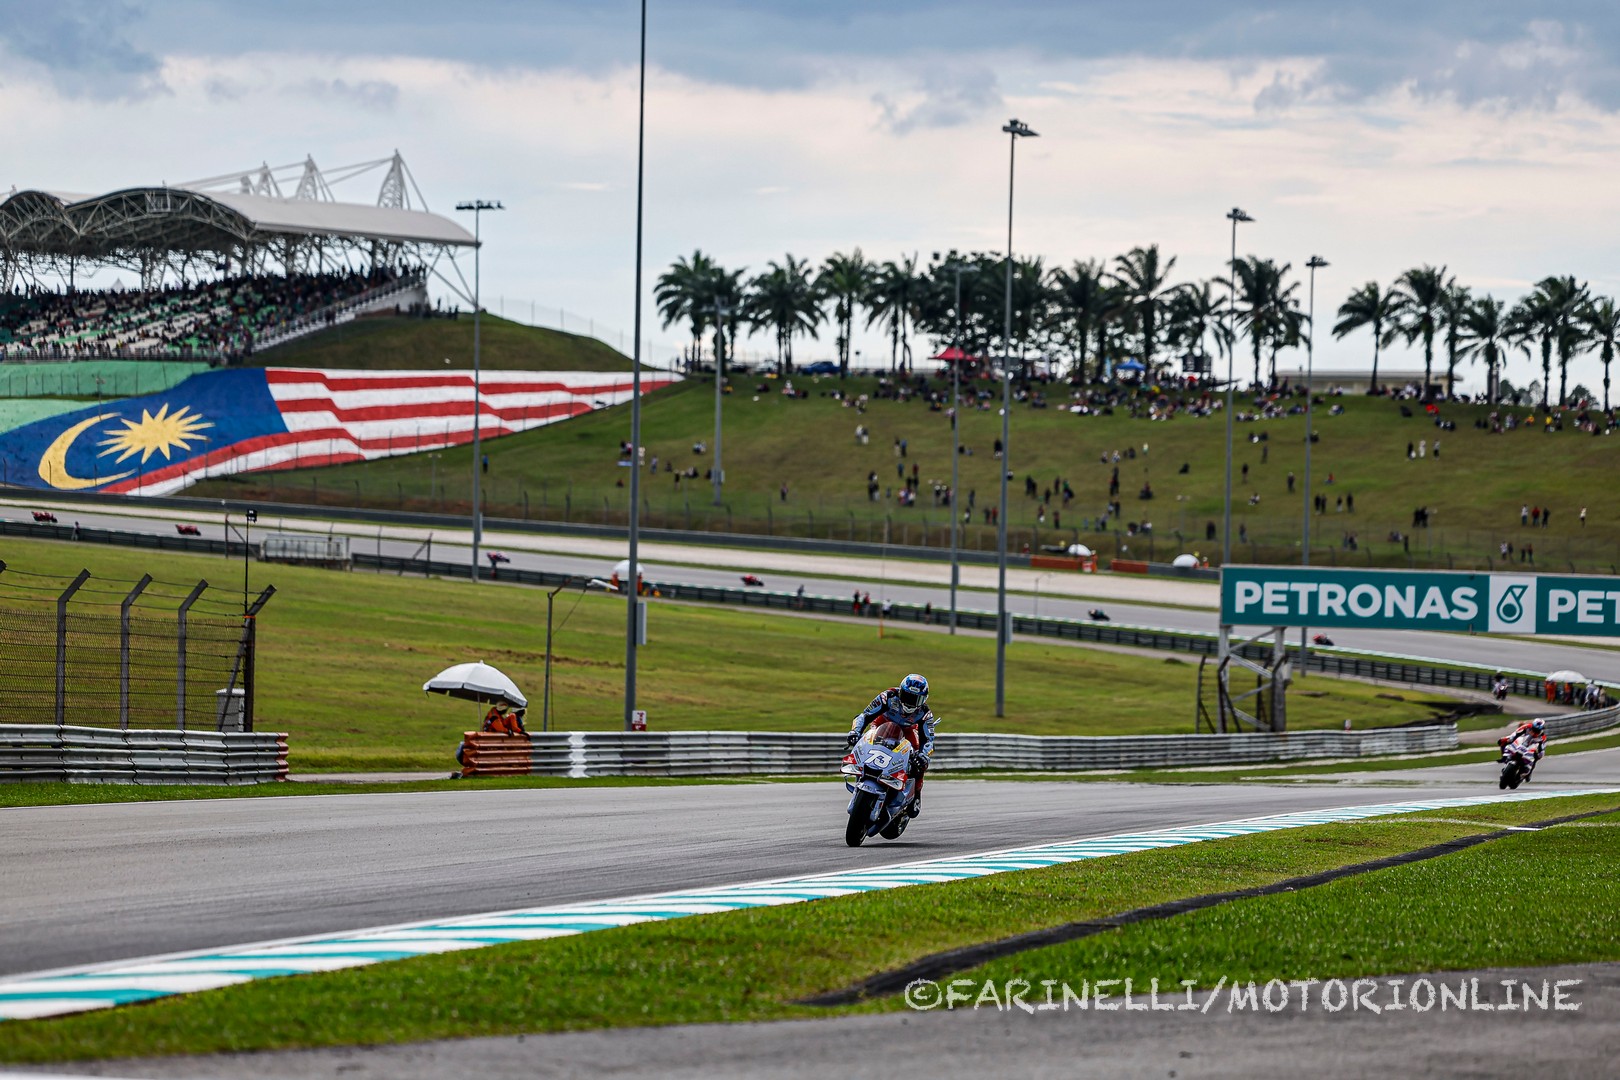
[1495, 584, 1528, 623]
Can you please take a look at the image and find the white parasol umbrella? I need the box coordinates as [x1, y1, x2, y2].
[1171, 553, 1200, 568]
[423, 661, 528, 708]
[1066, 543, 1094, 557]
[1547, 669, 1586, 685]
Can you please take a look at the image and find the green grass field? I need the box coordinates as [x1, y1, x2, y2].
[247, 314, 638, 371]
[0, 536, 1453, 770]
[4, 794, 1611, 1062]
[188, 377, 1620, 571]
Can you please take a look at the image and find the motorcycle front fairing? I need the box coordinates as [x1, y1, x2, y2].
[841, 738, 913, 817]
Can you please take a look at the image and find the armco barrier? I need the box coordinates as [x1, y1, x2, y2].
[0, 724, 288, 784]
[1542, 704, 1620, 739]
[459, 724, 1460, 778]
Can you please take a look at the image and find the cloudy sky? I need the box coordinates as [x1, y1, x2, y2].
[8, 0, 1620, 391]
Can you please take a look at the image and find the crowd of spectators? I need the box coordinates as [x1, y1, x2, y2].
[0, 267, 417, 361]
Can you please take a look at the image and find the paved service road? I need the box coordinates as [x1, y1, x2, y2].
[0, 777, 1549, 979]
[69, 962, 1617, 1080]
[7, 498, 1620, 681]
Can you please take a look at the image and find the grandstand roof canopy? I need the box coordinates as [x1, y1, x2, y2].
[0, 185, 474, 260]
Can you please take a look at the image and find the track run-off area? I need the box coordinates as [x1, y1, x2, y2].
[7, 496, 1620, 681]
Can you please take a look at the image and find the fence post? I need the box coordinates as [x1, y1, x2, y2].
[55, 570, 91, 727]
[220, 586, 276, 732]
[118, 574, 153, 730]
[176, 580, 208, 730]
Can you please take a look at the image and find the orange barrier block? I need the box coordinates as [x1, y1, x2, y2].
[1110, 559, 1150, 574]
[1029, 556, 1081, 571]
[460, 730, 534, 777]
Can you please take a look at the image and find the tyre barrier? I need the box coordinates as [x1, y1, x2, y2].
[458, 724, 1460, 779]
[0, 724, 288, 784]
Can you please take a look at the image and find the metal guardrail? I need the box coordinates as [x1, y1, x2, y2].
[458, 724, 1461, 778]
[1542, 704, 1620, 739]
[0, 724, 288, 784]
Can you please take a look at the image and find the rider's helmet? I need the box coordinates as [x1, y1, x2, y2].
[1531, 719, 1545, 735]
[897, 673, 929, 716]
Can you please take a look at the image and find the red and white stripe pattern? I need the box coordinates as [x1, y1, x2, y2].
[113, 368, 680, 496]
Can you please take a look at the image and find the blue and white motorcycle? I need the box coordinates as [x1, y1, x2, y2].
[840, 720, 923, 846]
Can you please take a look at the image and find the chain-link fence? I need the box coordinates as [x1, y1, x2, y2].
[0, 562, 271, 731]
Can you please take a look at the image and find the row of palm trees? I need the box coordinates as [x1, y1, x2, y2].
[1335, 271, 1620, 408]
[654, 248, 1618, 408]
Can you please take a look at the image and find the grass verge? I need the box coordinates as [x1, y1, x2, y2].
[246, 315, 635, 372]
[2, 792, 1615, 1062]
[0, 536, 1453, 770]
[957, 807, 1620, 998]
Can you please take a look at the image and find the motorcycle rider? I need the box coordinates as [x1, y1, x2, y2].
[845, 673, 935, 817]
[1498, 718, 1548, 777]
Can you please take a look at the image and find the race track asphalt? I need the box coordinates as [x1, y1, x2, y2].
[0, 774, 1553, 980]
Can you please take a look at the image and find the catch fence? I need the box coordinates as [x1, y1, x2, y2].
[0, 560, 273, 731]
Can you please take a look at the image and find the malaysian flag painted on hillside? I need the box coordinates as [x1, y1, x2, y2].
[0, 367, 680, 496]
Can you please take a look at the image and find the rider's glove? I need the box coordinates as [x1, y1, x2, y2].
[843, 731, 859, 751]
[912, 754, 929, 777]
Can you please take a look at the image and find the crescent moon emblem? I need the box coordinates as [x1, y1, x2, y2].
[37, 413, 135, 491]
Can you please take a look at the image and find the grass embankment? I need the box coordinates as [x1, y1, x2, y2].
[191, 378, 1620, 571]
[247, 315, 636, 372]
[0, 360, 208, 402]
[4, 793, 1614, 1062]
[0, 537, 1449, 771]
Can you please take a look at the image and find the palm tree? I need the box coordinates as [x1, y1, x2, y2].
[1580, 297, 1620, 410]
[865, 255, 922, 373]
[654, 250, 717, 364]
[1230, 256, 1291, 386]
[1333, 281, 1400, 391]
[1440, 281, 1473, 396]
[1459, 295, 1513, 402]
[816, 250, 873, 377]
[746, 254, 824, 374]
[1049, 259, 1130, 383]
[1110, 244, 1179, 371]
[1510, 276, 1587, 406]
[1391, 265, 1451, 397]
[1009, 255, 1049, 378]
[1165, 280, 1227, 382]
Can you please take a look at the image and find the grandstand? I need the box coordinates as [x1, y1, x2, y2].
[0, 154, 473, 363]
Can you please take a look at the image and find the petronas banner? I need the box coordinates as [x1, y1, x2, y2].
[1221, 566, 1620, 636]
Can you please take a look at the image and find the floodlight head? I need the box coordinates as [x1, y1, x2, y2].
[1307, 255, 1329, 269]
[455, 200, 504, 212]
[1226, 207, 1254, 224]
[1002, 119, 1038, 138]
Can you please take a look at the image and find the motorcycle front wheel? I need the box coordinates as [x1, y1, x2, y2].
[846, 790, 878, 847]
[1507, 769, 1523, 790]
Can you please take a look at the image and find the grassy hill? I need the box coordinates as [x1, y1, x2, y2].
[248, 314, 637, 371]
[189, 376, 1620, 571]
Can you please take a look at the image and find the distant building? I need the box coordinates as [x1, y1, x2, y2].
[1274, 369, 1427, 392]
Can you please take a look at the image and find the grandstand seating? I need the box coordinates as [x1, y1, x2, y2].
[0, 268, 420, 362]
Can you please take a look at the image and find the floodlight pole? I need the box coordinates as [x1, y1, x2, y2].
[711, 301, 730, 508]
[1221, 207, 1252, 567]
[625, 0, 648, 731]
[949, 261, 970, 635]
[997, 118, 1038, 718]
[456, 199, 505, 582]
[1300, 254, 1328, 670]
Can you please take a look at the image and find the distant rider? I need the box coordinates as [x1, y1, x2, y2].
[845, 673, 935, 818]
[1499, 718, 1547, 777]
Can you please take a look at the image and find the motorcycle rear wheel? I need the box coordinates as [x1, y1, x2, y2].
[846, 791, 878, 847]
[880, 813, 909, 840]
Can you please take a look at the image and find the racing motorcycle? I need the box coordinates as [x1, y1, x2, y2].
[840, 720, 922, 847]
[1498, 741, 1537, 790]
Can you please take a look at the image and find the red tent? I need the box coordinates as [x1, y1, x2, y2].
[931, 346, 981, 364]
